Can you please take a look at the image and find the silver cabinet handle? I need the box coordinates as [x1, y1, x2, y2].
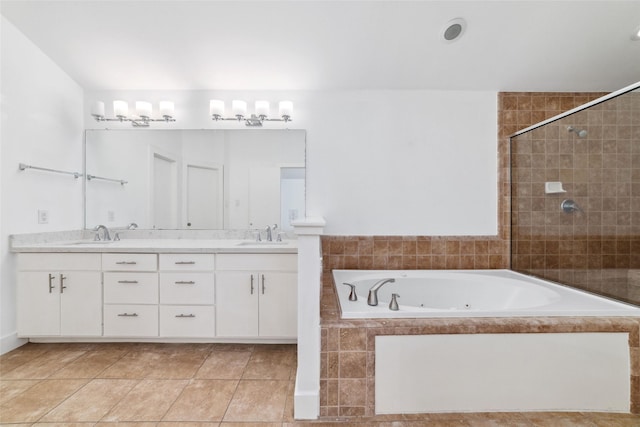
[175, 314, 196, 318]
[175, 261, 195, 265]
[48, 273, 56, 293]
[118, 280, 138, 284]
[115, 261, 137, 265]
[261, 274, 265, 294]
[117, 313, 138, 317]
[60, 274, 67, 294]
[175, 281, 195, 284]
[250, 274, 255, 295]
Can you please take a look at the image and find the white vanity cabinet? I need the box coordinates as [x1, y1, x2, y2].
[14, 242, 298, 342]
[159, 254, 215, 338]
[17, 253, 102, 337]
[102, 253, 159, 337]
[215, 254, 297, 338]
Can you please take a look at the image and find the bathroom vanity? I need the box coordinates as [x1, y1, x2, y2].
[13, 238, 298, 343]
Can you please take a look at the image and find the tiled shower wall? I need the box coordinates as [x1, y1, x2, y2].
[510, 91, 640, 305]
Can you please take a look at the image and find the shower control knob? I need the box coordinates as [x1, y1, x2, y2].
[561, 199, 583, 214]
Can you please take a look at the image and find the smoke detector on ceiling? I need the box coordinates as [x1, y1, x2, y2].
[442, 18, 466, 43]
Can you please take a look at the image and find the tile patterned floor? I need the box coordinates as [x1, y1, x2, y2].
[1, 343, 639, 426]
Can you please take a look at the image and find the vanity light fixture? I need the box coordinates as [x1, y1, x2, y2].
[210, 99, 293, 126]
[91, 100, 176, 127]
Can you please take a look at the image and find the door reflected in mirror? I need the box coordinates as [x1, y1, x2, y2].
[85, 129, 306, 231]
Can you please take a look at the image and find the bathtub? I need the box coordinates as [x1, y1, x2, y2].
[332, 269, 640, 318]
[331, 269, 640, 414]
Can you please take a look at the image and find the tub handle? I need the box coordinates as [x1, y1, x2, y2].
[342, 282, 358, 301]
[389, 293, 400, 311]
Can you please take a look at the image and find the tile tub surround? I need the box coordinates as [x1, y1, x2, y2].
[322, 236, 509, 271]
[319, 273, 640, 418]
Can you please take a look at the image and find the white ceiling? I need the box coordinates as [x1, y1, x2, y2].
[2, 0, 640, 92]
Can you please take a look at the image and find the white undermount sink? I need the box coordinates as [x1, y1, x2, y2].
[236, 241, 289, 246]
[65, 240, 114, 245]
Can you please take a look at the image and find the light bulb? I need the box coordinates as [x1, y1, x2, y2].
[113, 100, 128, 118]
[210, 100, 225, 118]
[159, 101, 174, 118]
[91, 101, 105, 119]
[279, 101, 293, 120]
[232, 100, 247, 118]
[255, 100, 270, 118]
[136, 101, 152, 119]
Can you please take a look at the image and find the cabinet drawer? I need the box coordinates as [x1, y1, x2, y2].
[216, 254, 297, 271]
[159, 305, 215, 338]
[18, 253, 101, 271]
[104, 272, 158, 304]
[102, 254, 157, 271]
[159, 272, 214, 305]
[103, 305, 158, 337]
[159, 254, 215, 271]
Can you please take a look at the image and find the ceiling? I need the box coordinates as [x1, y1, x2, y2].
[2, 0, 640, 92]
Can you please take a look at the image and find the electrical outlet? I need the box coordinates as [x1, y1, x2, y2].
[38, 209, 49, 224]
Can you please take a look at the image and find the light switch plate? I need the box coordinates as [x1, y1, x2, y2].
[38, 209, 49, 224]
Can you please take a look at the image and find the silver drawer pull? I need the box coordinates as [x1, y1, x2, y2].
[48, 273, 56, 293]
[115, 261, 137, 265]
[118, 280, 139, 284]
[175, 281, 195, 284]
[175, 261, 196, 265]
[175, 314, 196, 318]
[117, 313, 138, 317]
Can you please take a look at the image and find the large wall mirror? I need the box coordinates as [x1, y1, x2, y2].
[85, 129, 306, 231]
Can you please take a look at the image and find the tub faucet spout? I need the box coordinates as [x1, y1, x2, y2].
[367, 278, 395, 306]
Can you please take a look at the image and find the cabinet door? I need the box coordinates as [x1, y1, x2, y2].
[215, 272, 259, 337]
[259, 272, 297, 338]
[60, 272, 102, 336]
[17, 272, 60, 336]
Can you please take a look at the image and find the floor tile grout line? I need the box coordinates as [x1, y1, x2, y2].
[219, 345, 253, 423]
[90, 344, 136, 379]
[36, 345, 144, 423]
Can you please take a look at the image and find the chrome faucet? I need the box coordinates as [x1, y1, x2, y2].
[113, 223, 138, 241]
[367, 278, 395, 306]
[93, 224, 111, 241]
[265, 224, 278, 242]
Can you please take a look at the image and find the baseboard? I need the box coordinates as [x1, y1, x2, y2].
[294, 379, 320, 420]
[0, 332, 27, 355]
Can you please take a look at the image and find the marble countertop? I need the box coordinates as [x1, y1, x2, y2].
[11, 238, 298, 254]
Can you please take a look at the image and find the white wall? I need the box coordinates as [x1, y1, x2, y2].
[1, 16, 84, 352]
[85, 89, 498, 236]
[0, 19, 498, 352]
